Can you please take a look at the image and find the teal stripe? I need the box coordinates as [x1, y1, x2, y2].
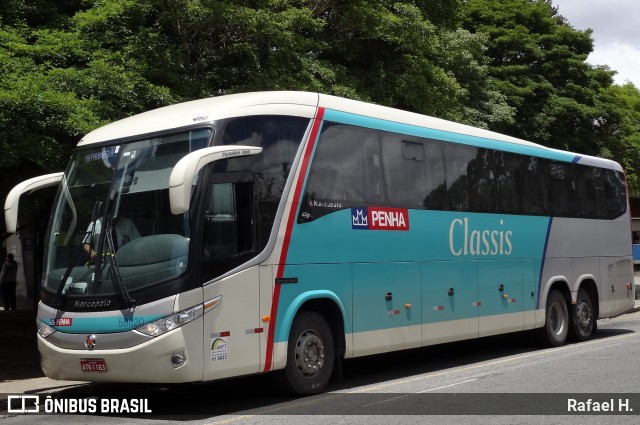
[43, 315, 164, 334]
[323, 109, 577, 162]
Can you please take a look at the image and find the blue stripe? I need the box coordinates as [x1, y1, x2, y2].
[537, 217, 554, 309]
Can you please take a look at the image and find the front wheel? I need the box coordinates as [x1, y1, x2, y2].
[538, 290, 569, 347]
[279, 311, 335, 395]
[570, 288, 595, 341]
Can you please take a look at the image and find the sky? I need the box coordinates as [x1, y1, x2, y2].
[551, 0, 640, 87]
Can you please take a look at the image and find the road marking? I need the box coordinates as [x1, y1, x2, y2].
[361, 378, 478, 407]
[204, 331, 639, 422]
[205, 415, 256, 424]
[347, 332, 638, 394]
[418, 378, 478, 393]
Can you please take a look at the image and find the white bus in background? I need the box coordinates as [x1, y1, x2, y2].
[4, 91, 635, 394]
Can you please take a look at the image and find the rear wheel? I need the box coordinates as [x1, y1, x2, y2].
[570, 288, 595, 341]
[538, 290, 569, 347]
[279, 311, 335, 395]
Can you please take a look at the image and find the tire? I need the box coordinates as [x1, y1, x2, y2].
[279, 311, 335, 395]
[570, 288, 595, 341]
[538, 290, 569, 347]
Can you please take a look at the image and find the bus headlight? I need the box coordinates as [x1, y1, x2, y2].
[136, 304, 204, 337]
[37, 320, 57, 338]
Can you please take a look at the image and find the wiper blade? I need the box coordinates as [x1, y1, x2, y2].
[103, 218, 138, 308]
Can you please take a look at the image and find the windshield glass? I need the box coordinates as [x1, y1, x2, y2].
[43, 129, 211, 305]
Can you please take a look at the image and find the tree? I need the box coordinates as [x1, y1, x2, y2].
[462, 0, 615, 154]
[1, 0, 639, 201]
[597, 83, 640, 196]
[0, 0, 175, 198]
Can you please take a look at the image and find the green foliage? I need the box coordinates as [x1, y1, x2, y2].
[1, 0, 640, 203]
[597, 83, 640, 196]
[463, 0, 613, 150]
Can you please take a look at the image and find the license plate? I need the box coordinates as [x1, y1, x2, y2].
[80, 358, 108, 372]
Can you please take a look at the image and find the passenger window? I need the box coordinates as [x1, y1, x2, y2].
[444, 144, 497, 212]
[494, 151, 522, 214]
[381, 136, 446, 209]
[494, 151, 543, 215]
[521, 156, 543, 214]
[603, 169, 627, 219]
[300, 123, 383, 222]
[540, 160, 577, 217]
[575, 165, 607, 218]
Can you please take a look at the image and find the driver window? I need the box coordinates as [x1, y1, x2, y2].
[201, 178, 256, 281]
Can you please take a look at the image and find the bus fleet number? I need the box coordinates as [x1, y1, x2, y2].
[118, 317, 145, 327]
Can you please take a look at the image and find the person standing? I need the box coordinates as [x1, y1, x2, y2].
[1, 253, 18, 311]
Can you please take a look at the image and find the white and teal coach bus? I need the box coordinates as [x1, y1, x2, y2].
[4, 91, 634, 394]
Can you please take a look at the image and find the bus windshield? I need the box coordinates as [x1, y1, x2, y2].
[43, 129, 211, 306]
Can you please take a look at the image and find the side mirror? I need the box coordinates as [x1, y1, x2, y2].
[4, 172, 64, 233]
[169, 145, 262, 214]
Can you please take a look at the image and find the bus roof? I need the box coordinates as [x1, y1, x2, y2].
[78, 91, 320, 146]
[78, 91, 619, 170]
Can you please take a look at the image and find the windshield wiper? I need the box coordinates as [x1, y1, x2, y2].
[102, 217, 138, 308]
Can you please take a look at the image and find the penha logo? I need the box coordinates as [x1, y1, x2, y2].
[50, 318, 73, 327]
[351, 207, 409, 231]
[352, 208, 369, 228]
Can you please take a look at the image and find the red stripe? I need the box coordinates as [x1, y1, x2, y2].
[263, 107, 325, 372]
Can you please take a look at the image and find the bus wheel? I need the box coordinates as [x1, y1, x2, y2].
[538, 290, 569, 347]
[570, 288, 594, 341]
[281, 311, 335, 395]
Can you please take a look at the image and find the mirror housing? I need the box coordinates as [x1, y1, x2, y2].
[4, 172, 64, 233]
[169, 145, 262, 214]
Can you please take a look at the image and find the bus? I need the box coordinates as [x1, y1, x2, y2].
[4, 91, 634, 394]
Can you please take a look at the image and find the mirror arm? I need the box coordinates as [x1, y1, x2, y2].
[168, 146, 262, 214]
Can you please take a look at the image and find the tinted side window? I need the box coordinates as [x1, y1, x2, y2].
[300, 123, 383, 222]
[495, 151, 522, 214]
[603, 169, 627, 219]
[217, 115, 309, 248]
[522, 156, 543, 214]
[540, 160, 577, 217]
[217, 115, 308, 201]
[575, 165, 607, 218]
[445, 144, 497, 212]
[495, 152, 543, 215]
[381, 135, 447, 209]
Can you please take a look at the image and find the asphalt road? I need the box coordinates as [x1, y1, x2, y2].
[3, 307, 640, 425]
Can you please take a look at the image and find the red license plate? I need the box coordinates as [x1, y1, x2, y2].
[80, 358, 108, 372]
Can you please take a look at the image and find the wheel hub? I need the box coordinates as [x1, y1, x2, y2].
[549, 303, 565, 335]
[576, 301, 592, 329]
[295, 330, 325, 377]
